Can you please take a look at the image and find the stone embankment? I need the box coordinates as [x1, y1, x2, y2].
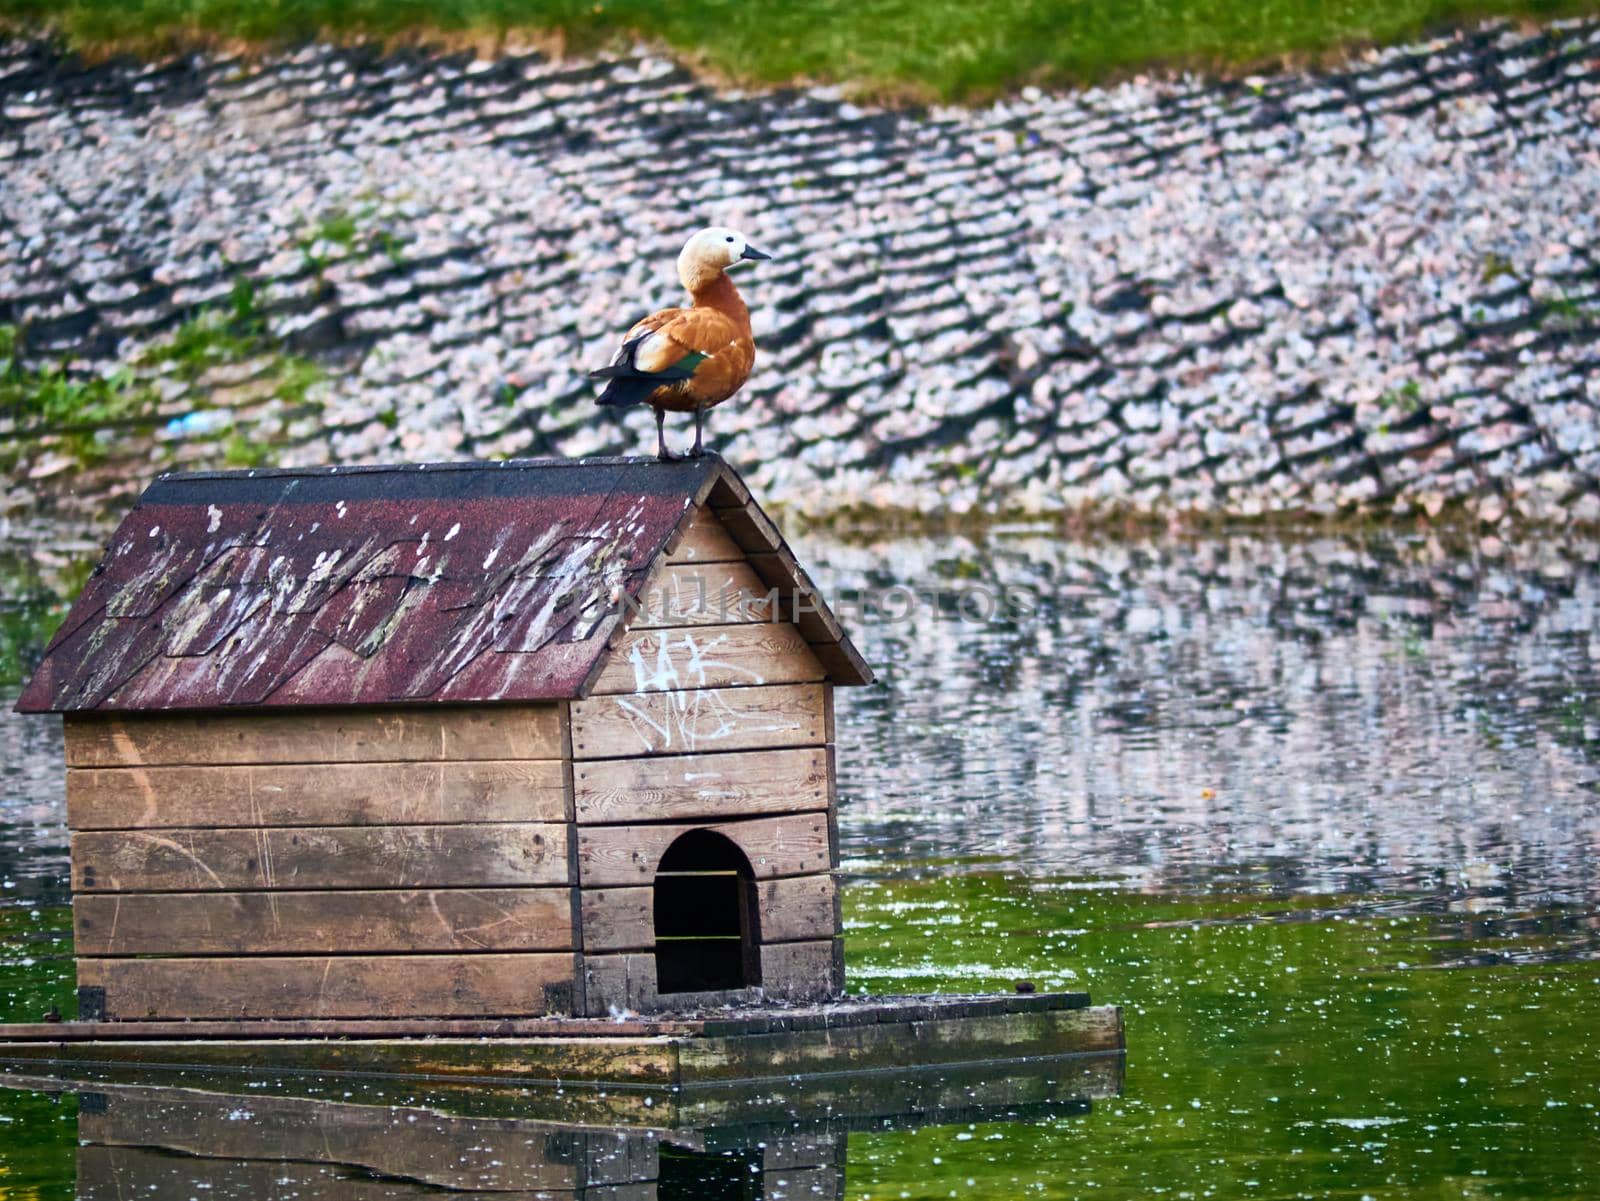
[1, 20, 1598, 528]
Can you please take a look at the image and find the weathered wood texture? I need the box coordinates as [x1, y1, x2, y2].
[78, 1145, 656, 1201]
[79, 1086, 627, 1192]
[581, 874, 836, 953]
[0, 993, 1101, 1042]
[663, 509, 743, 565]
[585, 1131, 661, 1189]
[64, 709, 577, 1019]
[680, 1050, 1118, 1128]
[571, 683, 827, 760]
[78, 953, 576, 1020]
[757, 874, 839, 945]
[758, 1165, 844, 1200]
[52, 497, 866, 1026]
[710, 501, 782, 554]
[807, 638, 873, 692]
[0, 1015, 710, 1041]
[759, 939, 842, 1003]
[576, 954, 768, 1018]
[581, 887, 654, 953]
[589, 624, 823, 696]
[632, 561, 775, 627]
[577, 815, 830, 887]
[0, 999, 1125, 1098]
[67, 760, 568, 829]
[581, 951, 658, 1016]
[0, 1030, 685, 1086]
[64, 704, 567, 767]
[746, 549, 843, 644]
[75, 887, 574, 955]
[647, 503, 870, 689]
[79, 1148, 520, 1201]
[761, 1132, 847, 1172]
[73, 823, 567, 892]
[574, 747, 829, 825]
[678, 1006, 1127, 1082]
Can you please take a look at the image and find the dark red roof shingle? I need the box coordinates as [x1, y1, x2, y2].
[18, 456, 871, 713]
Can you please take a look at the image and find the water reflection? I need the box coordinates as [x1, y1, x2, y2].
[0, 1056, 1118, 1199]
[802, 530, 1600, 918]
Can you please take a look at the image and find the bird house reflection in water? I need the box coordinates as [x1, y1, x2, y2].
[37, 1051, 1123, 1200]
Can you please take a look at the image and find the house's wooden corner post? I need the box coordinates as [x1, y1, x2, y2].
[826, 690, 845, 997]
[560, 700, 585, 1019]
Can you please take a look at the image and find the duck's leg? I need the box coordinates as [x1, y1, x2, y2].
[654, 407, 681, 461]
[690, 405, 706, 458]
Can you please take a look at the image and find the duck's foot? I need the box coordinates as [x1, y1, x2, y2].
[690, 406, 707, 458]
[653, 408, 682, 461]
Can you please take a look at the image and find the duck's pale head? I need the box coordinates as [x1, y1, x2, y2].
[677, 226, 770, 293]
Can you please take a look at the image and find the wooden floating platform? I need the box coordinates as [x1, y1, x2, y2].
[0, 993, 1123, 1093]
[1, 1048, 1124, 1131]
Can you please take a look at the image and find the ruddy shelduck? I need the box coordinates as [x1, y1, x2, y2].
[591, 227, 770, 460]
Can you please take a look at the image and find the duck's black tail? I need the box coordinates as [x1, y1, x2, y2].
[591, 370, 658, 408]
[589, 361, 695, 408]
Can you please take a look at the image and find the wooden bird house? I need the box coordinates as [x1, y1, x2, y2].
[16, 456, 872, 1023]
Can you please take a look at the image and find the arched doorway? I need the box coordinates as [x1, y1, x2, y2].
[653, 829, 761, 995]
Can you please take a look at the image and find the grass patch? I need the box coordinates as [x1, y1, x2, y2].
[1377, 379, 1425, 414]
[1539, 290, 1600, 330]
[144, 278, 267, 382]
[1480, 251, 1520, 285]
[297, 203, 410, 276]
[221, 431, 272, 467]
[0, 550, 93, 685]
[1, 278, 323, 466]
[0, 590, 73, 686]
[0, 325, 156, 462]
[1, 0, 1596, 99]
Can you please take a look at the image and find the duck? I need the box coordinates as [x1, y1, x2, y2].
[591, 227, 770, 460]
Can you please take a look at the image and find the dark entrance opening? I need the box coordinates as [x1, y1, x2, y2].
[658, 1144, 763, 1200]
[653, 829, 761, 994]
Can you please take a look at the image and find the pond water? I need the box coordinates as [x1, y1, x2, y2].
[1, 526, 1597, 1198]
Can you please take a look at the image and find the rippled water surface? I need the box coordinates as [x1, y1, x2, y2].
[2, 527, 1598, 1198]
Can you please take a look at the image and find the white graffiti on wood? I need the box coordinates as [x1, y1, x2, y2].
[626, 631, 765, 695]
[609, 688, 804, 755]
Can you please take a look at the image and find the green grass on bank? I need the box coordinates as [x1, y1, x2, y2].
[1, 279, 322, 468]
[2, 0, 1596, 99]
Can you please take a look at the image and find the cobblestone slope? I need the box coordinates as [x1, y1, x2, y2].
[2, 21, 1598, 524]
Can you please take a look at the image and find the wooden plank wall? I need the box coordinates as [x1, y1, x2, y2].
[573, 509, 843, 1014]
[64, 704, 579, 1021]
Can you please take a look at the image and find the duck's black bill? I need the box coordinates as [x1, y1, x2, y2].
[740, 245, 772, 261]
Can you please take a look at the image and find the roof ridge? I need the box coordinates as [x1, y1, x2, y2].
[157, 453, 731, 483]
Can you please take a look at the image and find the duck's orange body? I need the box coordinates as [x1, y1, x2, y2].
[617, 274, 755, 413]
[591, 227, 769, 459]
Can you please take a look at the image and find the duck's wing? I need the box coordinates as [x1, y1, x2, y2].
[590, 308, 743, 408]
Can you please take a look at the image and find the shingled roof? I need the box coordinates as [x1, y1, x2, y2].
[16, 456, 871, 713]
